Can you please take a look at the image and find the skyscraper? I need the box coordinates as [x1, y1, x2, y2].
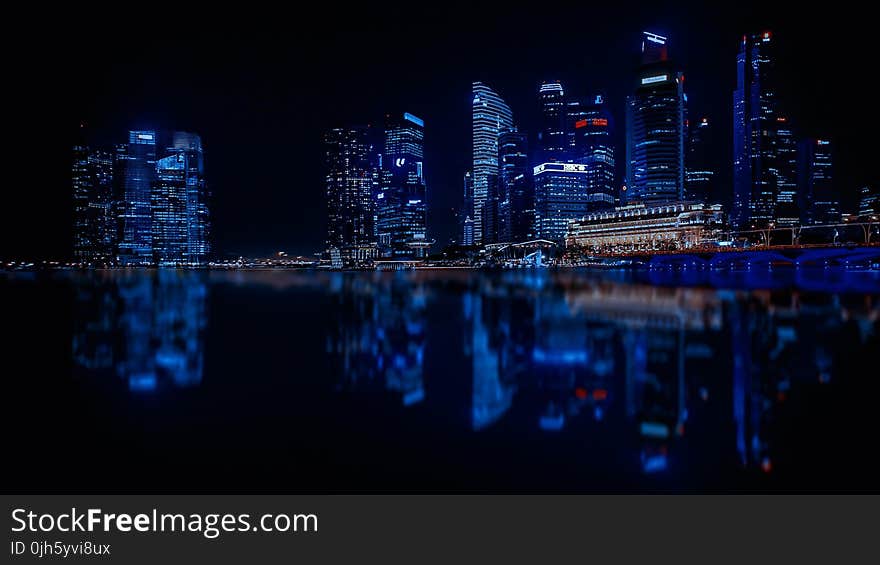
[538, 81, 568, 162]
[774, 116, 799, 226]
[72, 144, 115, 264]
[152, 132, 210, 266]
[733, 31, 778, 229]
[472, 81, 514, 245]
[499, 130, 534, 242]
[626, 32, 686, 205]
[378, 112, 429, 258]
[533, 162, 591, 242]
[119, 130, 157, 265]
[572, 94, 616, 210]
[799, 138, 838, 225]
[324, 126, 378, 266]
[685, 117, 715, 203]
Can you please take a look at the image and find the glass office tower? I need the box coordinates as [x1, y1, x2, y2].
[472, 82, 514, 245]
[152, 132, 210, 266]
[378, 112, 429, 258]
[119, 131, 157, 265]
[626, 32, 686, 206]
[533, 162, 591, 242]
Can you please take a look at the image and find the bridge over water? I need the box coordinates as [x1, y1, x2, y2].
[633, 246, 880, 270]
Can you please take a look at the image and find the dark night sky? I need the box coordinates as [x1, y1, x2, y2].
[4, 3, 875, 259]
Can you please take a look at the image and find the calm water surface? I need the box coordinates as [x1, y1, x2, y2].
[3, 268, 879, 492]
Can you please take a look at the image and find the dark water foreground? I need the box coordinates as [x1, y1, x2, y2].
[2, 267, 879, 492]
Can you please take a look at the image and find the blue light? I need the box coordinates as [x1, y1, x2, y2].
[403, 112, 424, 127]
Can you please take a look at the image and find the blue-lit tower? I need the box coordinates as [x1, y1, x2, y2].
[378, 112, 429, 258]
[472, 82, 514, 245]
[625, 32, 686, 205]
[152, 132, 210, 266]
[118, 130, 157, 265]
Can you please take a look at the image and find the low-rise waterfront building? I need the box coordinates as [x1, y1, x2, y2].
[565, 202, 725, 253]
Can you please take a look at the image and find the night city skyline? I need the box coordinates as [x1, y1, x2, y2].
[4, 4, 877, 261]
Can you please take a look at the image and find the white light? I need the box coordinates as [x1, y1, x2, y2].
[641, 74, 668, 85]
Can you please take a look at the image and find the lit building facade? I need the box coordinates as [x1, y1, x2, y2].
[152, 132, 210, 266]
[378, 112, 428, 258]
[472, 82, 513, 245]
[324, 126, 378, 266]
[626, 32, 686, 206]
[118, 130, 157, 265]
[733, 31, 778, 229]
[533, 162, 591, 242]
[565, 202, 725, 252]
[799, 138, 838, 225]
[72, 145, 116, 263]
[538, 81, 568, 162]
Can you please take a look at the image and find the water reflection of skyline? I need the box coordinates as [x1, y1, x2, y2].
[70, 269, 878, 478]
[73, 270, 206, 391]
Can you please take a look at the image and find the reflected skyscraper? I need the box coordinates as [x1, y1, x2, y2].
[118, 131, 157, 265]
[472, 82, 514, 245]
[626, 32, 686, 205]
[72, 271, 207, 391]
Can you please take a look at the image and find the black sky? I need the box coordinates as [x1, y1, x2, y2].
[4, 2, 875, 259]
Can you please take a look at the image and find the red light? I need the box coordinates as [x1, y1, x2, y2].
[592, 388, 608, 401]
[761, 458, 773, 473]
[777, 391, 786, 402]
[575, 119, 588, 129]
[591, 118, 608, 127]
[575, 387, 588, 400]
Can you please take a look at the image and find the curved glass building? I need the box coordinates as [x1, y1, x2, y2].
[472, 82, 513, 245]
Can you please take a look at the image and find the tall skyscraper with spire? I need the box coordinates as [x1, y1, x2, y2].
[625, 32, 686, 205]
[472, 82, 513, 245]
